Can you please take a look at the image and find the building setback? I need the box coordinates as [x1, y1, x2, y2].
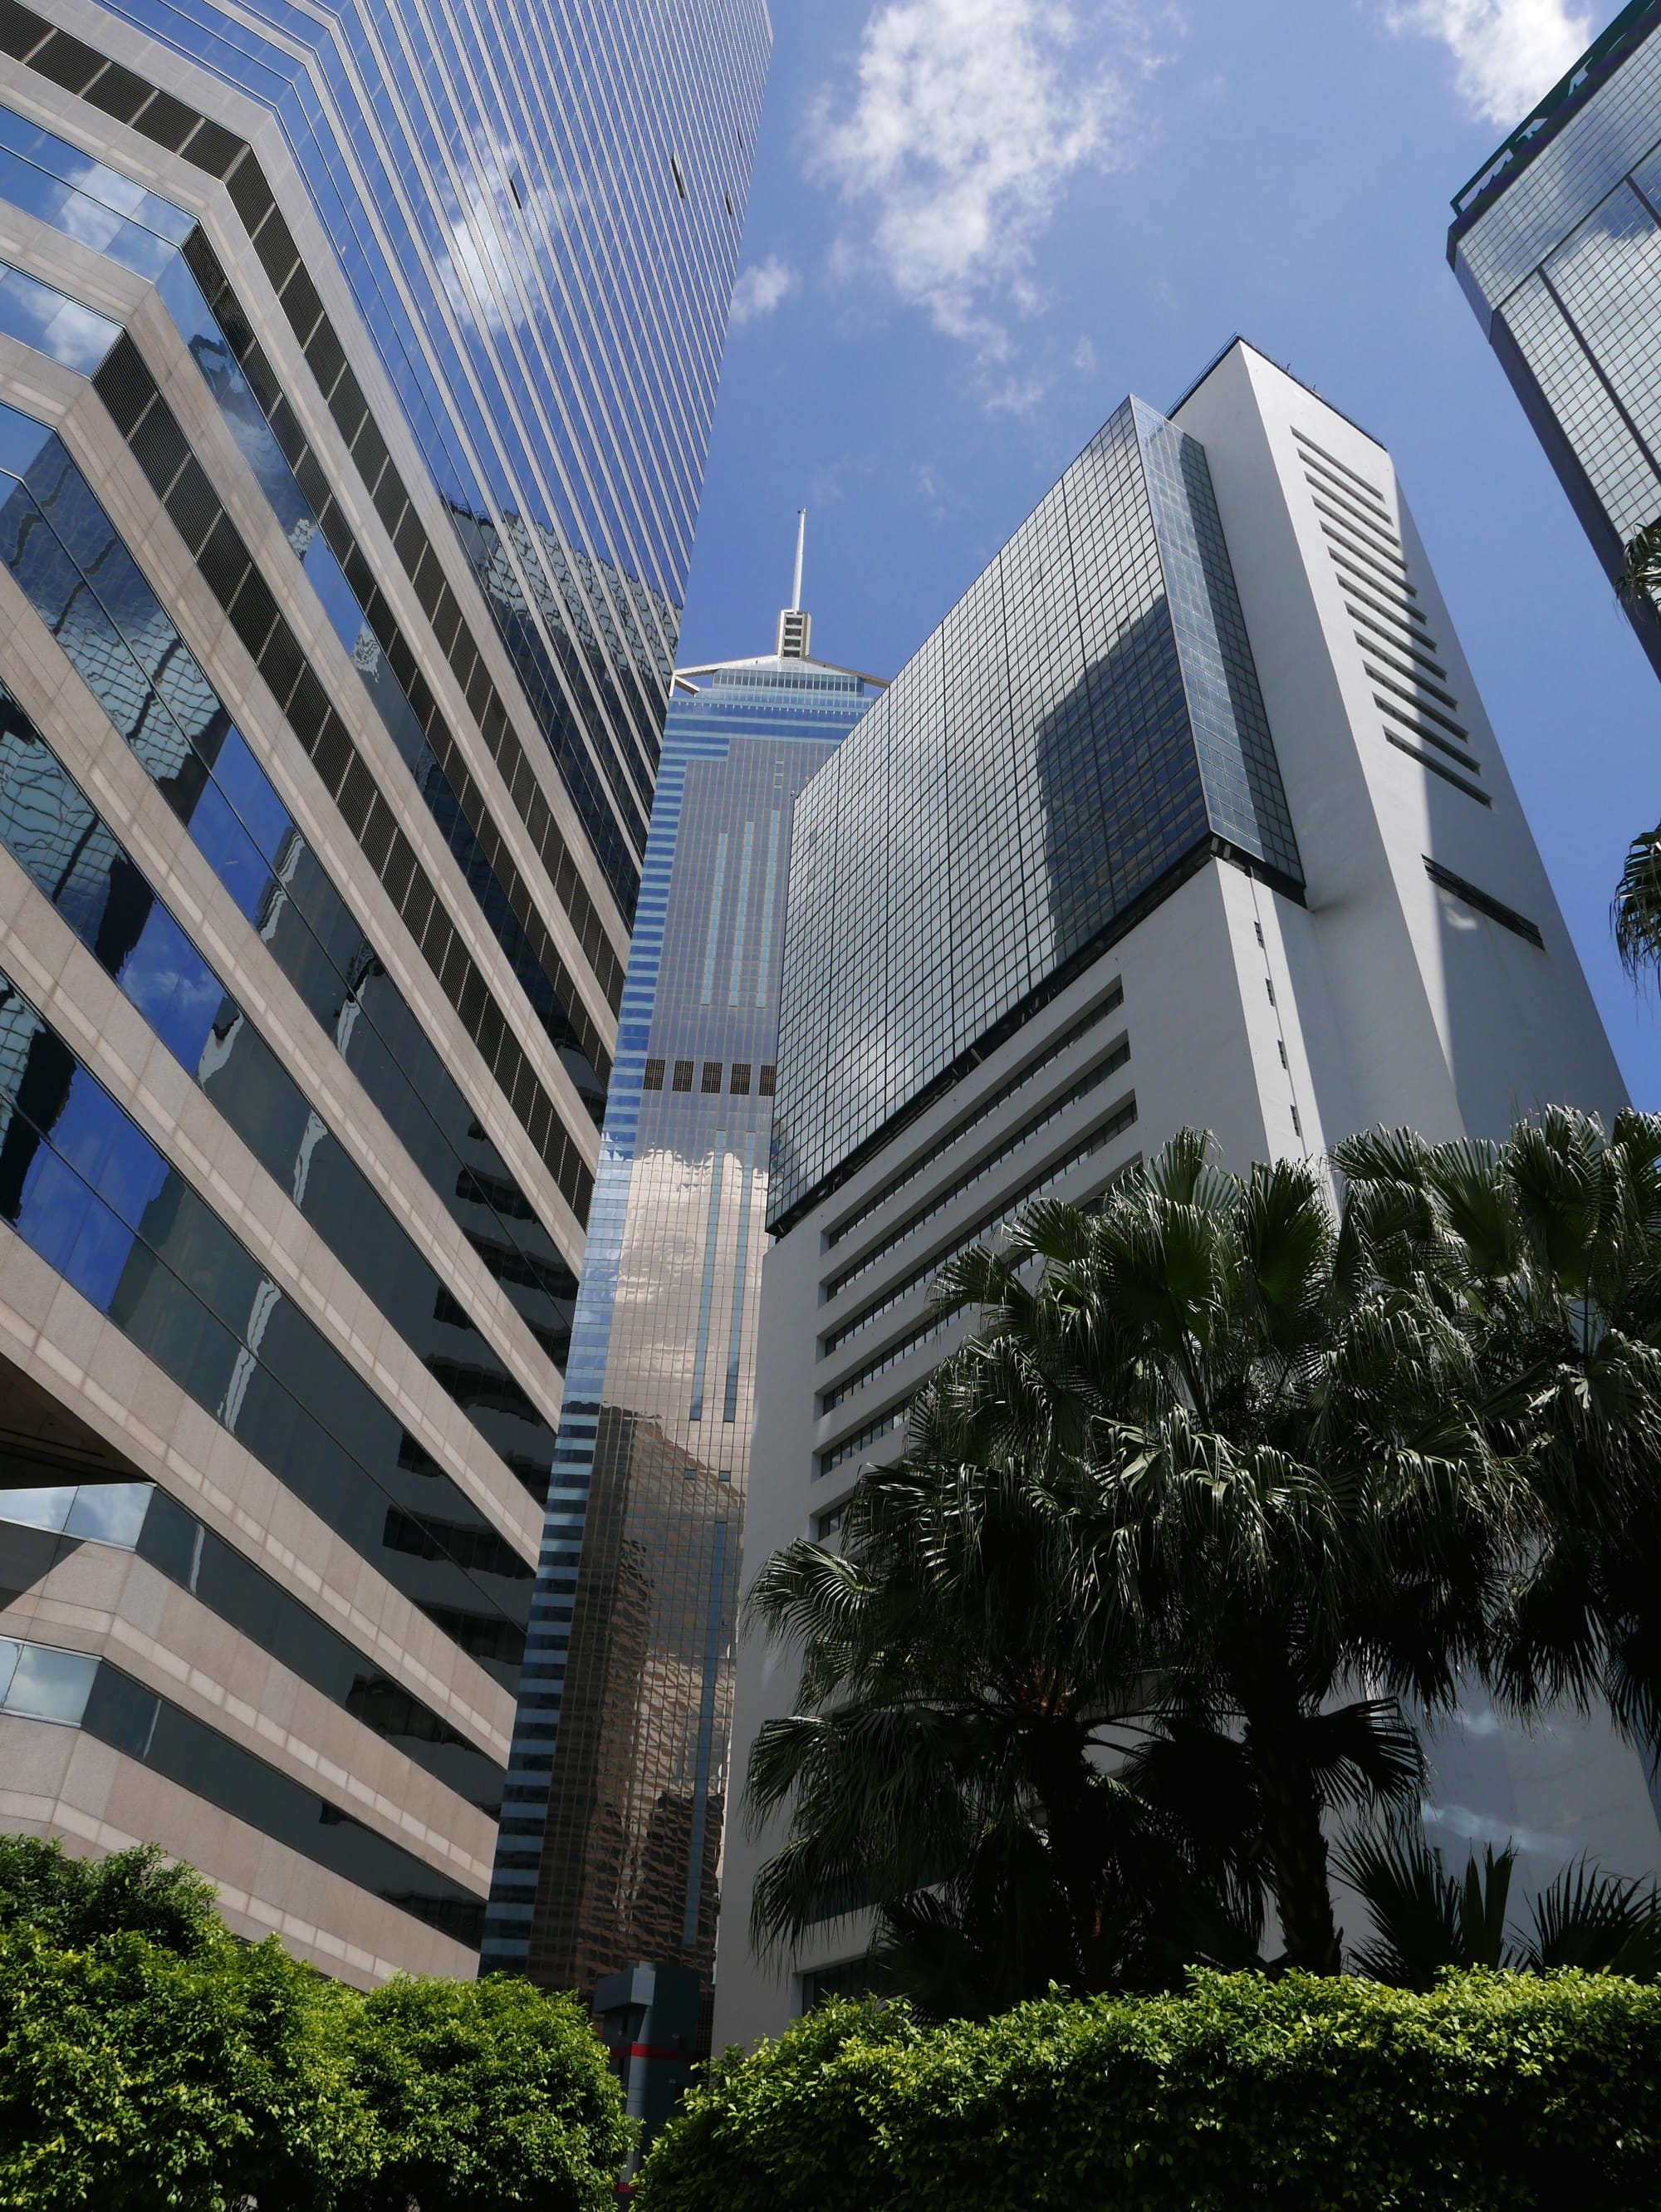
[483, 578, 882, 2018]
[1448, 0, 1661, 674]
[0, 0, 767, 1980]
[718, 339, 1661, 2047]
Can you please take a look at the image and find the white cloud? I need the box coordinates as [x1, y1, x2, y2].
[809, 0, 1164, 358]
[729, 253, 797, 325]
[1383, 0, 1594, 125]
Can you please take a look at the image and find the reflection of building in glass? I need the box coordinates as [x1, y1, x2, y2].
[0, 0, 765, 1982]
[484, 574, 883, 2005]
[721, 341, 1655, 2048]
[1447, 0, 1661, 674]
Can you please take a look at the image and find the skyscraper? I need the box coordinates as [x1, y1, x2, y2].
[718, 339, 1659, 2045]
[0, 0, 767, 1980]
[1448, 0, 1661, 674]
[483, 544, 882, 2011]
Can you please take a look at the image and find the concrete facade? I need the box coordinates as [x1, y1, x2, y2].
[715, 341, 1657, 2048]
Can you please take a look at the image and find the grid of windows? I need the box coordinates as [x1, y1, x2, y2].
[0, 680, 561, 1493]
[485, 660, 876, 1997]
[826, 983, 1123, 1248]
[0, 969, 532, 1690]
[0, 0, 772, 924]
[1454, 7, 1661, 316]
[0, 424, 577, 1376]
[768, 396, 1300, 1232]
[0, 1635, 486, 1942]
[1452, 12, 1661, 664]
[0, 1482, 505, 1800]
[0, 101, 612, 1121]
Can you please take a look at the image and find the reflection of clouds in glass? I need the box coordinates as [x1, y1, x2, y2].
[1423, 1800, 1574, 1859]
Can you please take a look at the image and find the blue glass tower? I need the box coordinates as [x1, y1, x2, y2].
[1448, 0, 1661, 676]
[0, 0, 767, 1979]
[484, 571, 883, 1998]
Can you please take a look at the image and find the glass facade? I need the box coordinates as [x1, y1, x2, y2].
[0, 0, 767, 1967]
[767, 396, 1301, 1234]
[483, 651, 879, 1995]
[25, 0, 773, 916]
[1448, 2, 1661, 673]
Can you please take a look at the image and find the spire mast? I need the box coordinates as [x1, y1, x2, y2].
[776, 508, 811, 660]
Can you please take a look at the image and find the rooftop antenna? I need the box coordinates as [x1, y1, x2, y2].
[776, 508, 811, 660]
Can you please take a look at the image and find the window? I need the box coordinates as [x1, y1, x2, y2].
[729, 1062, 751, 1095]
[643, 1059, 665, 1091]
[1423, 859, 1545, 948]
[672, 1060, 694, 1091]
[701, 1061, 723, 1093]
[758, 1065, 777, 1096]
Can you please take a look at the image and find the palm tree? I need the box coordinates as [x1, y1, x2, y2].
[1338, 1822, 1661, 1985]
[1334, 1108, 1661, 1767]
[746, 1133, 1516, 1992]
[1611, 522, 1661, 979]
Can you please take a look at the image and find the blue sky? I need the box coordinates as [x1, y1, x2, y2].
[676, 0, 1661, 1109]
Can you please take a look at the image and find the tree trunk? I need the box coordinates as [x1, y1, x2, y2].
[1026, 1723, 1107, 1979]
[1246, 1713, 1343, 1975]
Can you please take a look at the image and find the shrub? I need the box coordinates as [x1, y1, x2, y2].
[635, 1970, 1661, 2211]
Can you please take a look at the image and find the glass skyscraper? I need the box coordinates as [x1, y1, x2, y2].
[770, 394, 1301, 1236]
[1448, 0, 1661, 675]
[0, 0, 767, 1980]
[483, 596, 882, 2008]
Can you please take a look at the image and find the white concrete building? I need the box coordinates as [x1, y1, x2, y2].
[716, 338, 1659, 2046]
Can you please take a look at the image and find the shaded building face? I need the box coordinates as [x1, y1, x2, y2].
[486, 657, 879, 1993]
[1448, 2, 1661, 674]
[767, 397, 1300, 1235]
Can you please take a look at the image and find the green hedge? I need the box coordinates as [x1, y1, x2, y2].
[634, 1971, 1661, 2210]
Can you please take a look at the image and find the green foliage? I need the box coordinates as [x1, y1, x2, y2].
[1340, 1827, 1661, 1989]
[1611, 522, 1661, 981]
[747, 1111, 1661, 2013]
[0, 1923, 365, 2210]
[0, 1837, 630, 2211]
[0, 1835, 223, 1959]
[635, 1973, 1661, 2212]
[340, 1974, 632, 2212]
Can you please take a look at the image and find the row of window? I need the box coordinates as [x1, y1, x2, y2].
[0, 413, 575, 1358]
[88, 337, 595, 1217]
[0, 679, 556, 1483]
[642, 1058, 777, 1096]
[825, 1042, 1133, 1302]
[0, 1479, 508, 1786]
[824, 982, 1125, 1248]
[822, 1101, 1141, 1359]
[0, 1634, 484, 1945]
[0, 0, 649, 933]
[1424, 858, 1546, 948]
[0, 968, 532, 1680]
[1384, 733, 1490, 807]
